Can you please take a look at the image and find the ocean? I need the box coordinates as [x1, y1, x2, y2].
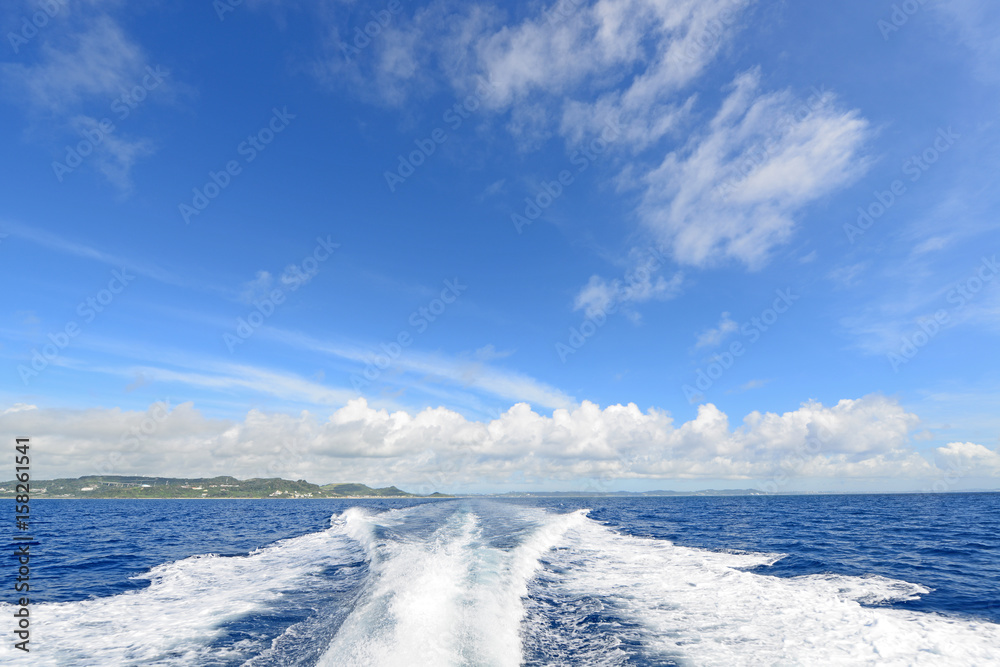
[2, 494, 998, 665]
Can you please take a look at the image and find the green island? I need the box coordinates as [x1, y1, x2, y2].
[0, 475, 450, 499]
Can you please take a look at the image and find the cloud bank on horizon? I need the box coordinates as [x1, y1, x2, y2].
[1, 0, 998, 491]
[4, 394, 991, 493]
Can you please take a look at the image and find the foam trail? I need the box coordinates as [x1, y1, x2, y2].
[528, 515, 1000, 666]
[0, 519, 361, 666]
[317, 504, 587, 667]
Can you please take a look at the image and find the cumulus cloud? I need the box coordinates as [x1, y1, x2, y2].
[935, 441, 1000, 475]
[3, 394, 969, 491]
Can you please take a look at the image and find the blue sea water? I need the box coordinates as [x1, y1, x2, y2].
[2, 494, 999, 665]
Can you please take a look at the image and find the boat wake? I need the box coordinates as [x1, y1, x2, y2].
[3, 500, 998, 666]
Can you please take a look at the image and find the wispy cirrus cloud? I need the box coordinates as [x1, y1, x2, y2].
[317, 0, 753, 150]
[258, 326, 576, 410]
[638, 69, 872, 269]
[0, 220, 232, 296]
[573, 268, 683, 323]
[1, 15, 143, 112]
[695, 312, 738, 349]
[1, 12, 174, 191]
[935, 0, 1000, 83]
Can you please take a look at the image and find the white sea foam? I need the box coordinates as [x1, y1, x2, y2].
[316, 504, 588, 667]
[5, 503, 997, 666]
[537, 515, 1000, 666]
[0, 520, 361, 666]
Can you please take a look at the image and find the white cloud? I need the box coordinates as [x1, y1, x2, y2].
[638, 69, 871, 269]
[729, 378, 770, 393]
[0, 220, 231, 295]
[695, 312, 738, 349]
[472, 344, 514, 361]
[574, 275, 619, 318]
[316, 1, 498, 106]
[554, 0, 752, 150]
[936, 0, 1000, 83]
[314, 3, 870, 277]
[827, 262, 868, 289]
[2, 403, 37, 415]
[911, 235, 954, 255]
[241, 270, 274, 304]
[258, 327, 576, 410]
[462, 0, 753, 149]
[3, 394, 964, 490]
[838, 254, 1000, 356]
[0, 12, 176, 191]
[319, 0, 751, 151]
[94, 361, 361, 409]
[935, 441, 1000, 475]
[70, 115, 154, 192]
[1, 16, 144, 112]
[573, 249, 683, 322]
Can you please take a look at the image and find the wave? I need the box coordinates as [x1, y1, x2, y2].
[2, 501, 997, 666]
[314, 504, 588, 666]
[0, 520, 364, 666]
[523, 514, 1000, 666]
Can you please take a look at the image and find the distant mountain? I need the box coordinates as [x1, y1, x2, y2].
[320, 483, 414, 497]
[0, 475, 444, 499]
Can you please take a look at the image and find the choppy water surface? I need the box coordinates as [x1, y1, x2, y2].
[3, 494, 998, 665]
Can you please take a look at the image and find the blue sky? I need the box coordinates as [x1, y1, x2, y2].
[2, 0, 999, 492]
